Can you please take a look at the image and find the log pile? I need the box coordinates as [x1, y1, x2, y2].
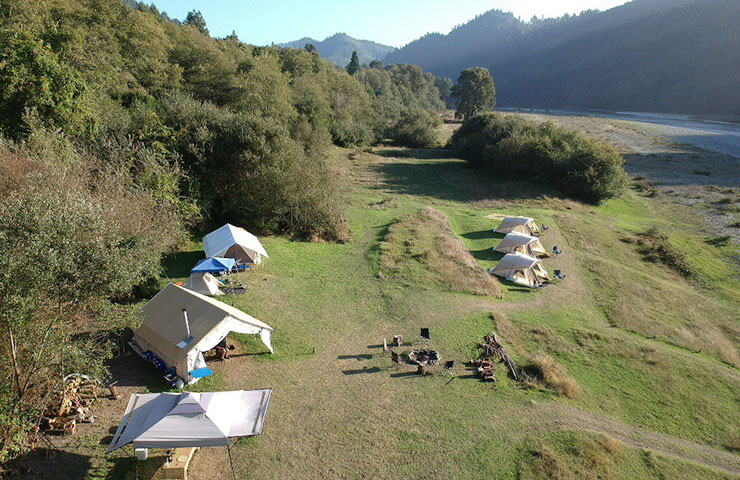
[470, 332, 519, 382]
[470, 358, 495, 381]
[41, 375, 99, 435]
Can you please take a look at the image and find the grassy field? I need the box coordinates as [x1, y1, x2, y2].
[18, 127, 740, 479]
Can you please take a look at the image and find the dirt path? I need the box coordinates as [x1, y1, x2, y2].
[535, 403, 740, 477]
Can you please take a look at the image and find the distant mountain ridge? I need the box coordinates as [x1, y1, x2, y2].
[279, 33, 395, 67]
[383, 0, 740, 114]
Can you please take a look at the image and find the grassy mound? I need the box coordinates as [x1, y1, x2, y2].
[523, 352, 581, 398]
[380, 206, 502, 297]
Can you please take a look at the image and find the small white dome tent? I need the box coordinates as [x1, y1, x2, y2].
[494, 216, 541, 236]
[133, 284, 273, 385]
[203, 224, 269, 265]
[184, 272, 223, 296]
[489, 253, 550, 288]
[494, 232, 547, 257]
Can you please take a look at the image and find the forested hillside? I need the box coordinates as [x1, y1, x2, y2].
[385, 0, 740, 114]
[0, 0, 447, 462]
[279, 33, 395, 67]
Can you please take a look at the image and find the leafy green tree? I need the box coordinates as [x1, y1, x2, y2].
[346, 50, 361, 75]
[185, 10, 209, 35]
[434, 77, 454, 108]
[369, 59, 384, 69]
[451, 67, 496, 120]
[0, 28, 87, 138]
[304, 43, 317, 54]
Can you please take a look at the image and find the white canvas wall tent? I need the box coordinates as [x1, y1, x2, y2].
[494, 216, 541, 236]
[184, 272, 223, 296]
[494, 232, 547, 257]
[489, 253, 550, 288]
[133, 284, 273, 384]
[203, 224, 269, 265]
[107, 389, 272, 479]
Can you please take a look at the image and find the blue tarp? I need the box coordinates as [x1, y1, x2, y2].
[189, 367, 214, 379]
[191, 257, 236, 274]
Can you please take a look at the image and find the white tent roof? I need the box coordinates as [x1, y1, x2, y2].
[203, 224, 269, 262]
[493, 253, 541, 271]
[133, 284, 273, 381]
[107, 389, 272, 452]
[495, 216, 540, 235]
[496, 232, 537, 250]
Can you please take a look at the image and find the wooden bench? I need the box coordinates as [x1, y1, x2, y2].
[162, 447, 198, 480]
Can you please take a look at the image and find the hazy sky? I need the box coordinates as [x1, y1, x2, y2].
[150, 0, 630, 48]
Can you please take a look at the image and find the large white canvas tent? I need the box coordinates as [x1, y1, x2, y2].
[107, 390, 271, 453]
[494, 216, 541, 236]
[494, 232, 547, 257]
[133, 284, 273, 384]
[184, 272, 223, 296]
[203, 224, 269, 265]
[489, 253, 550, 288]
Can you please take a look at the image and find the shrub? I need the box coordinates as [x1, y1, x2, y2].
[448, 113, 628, 203]
[390, 108, 442, 148]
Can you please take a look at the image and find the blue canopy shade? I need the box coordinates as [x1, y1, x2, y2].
[191, 257, 236, 274]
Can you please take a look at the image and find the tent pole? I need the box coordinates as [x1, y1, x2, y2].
[228, 442, 237, 480]
[133, 448, 139, 480]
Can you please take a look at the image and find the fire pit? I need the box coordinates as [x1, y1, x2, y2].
[405, 349, 440, 375]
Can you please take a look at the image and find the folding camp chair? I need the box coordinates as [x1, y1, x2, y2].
[419, 328, 431, 346]
[541, 224, 549, 231]
[441, 360, 455, 377]
[391, 351, 401, 370]
[552, 246, 562, 255]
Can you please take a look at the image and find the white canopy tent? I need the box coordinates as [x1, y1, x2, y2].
[133, 284, 273, 385]
[107, 389, 272, 479]
[494, 232, 547, 257]
[489, 253, 550, 288]
[203, 224, 269, 265]
[494, 216, 541, 236]
[184, 272, 223, 296]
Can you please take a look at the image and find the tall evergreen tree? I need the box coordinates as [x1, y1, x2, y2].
[450, 67, 496, 120]
[304, 43, 317, 54]
[185, 10, 209, 35]
[346, 50, 361, 75]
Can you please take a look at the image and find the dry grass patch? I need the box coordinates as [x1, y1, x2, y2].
[380, 206, 502, 297]
[523, 434, 622, 480]
[522, 353, 581, 398]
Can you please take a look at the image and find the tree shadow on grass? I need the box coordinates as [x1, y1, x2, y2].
[162, 250, 204, 279]
[370, 149, 555, 204]
[5, 450, 93, 480]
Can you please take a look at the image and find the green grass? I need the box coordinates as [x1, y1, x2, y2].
[45, 145, 740, 480]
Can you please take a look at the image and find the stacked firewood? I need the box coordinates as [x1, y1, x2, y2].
[469, 332, 519, 382]
[470, 357, 496, 381]
[41, 376, 99, 435]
